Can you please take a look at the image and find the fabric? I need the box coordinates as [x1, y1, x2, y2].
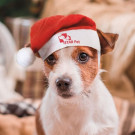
[114, 97, 135, 135]
[0, 101, 36, 117]
[0, 22, 23, 102]
[21, 71, 46, 99]
[5, 17, 36, 49]
[0, 114, 35, 135]
[30, 14, 97, 53]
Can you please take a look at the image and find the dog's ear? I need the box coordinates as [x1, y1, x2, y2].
[24, 43, 31, 47]
[24, 43, 40, 57]
[97, 29, 119, 55]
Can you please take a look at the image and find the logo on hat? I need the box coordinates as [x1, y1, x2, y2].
[58, 33, 80, 44]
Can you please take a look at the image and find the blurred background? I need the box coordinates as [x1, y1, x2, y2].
[0, 0, 135, 135]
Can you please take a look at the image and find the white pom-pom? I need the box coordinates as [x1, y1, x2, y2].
[16, 47, 36, 67]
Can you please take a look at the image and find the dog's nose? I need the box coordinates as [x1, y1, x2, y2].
[56, 77, 72, 91]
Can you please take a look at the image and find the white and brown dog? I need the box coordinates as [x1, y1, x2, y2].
[17, 15, 119, 135]
[35, 30, 119, 135]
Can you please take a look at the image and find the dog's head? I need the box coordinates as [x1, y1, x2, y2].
[43, 29, 118, 100]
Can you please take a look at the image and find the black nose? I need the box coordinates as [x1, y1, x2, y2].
[56, 77, 72, 91]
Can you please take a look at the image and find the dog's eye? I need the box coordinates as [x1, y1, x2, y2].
[78, 53, 89, 63]
[46, 54, 56, 65]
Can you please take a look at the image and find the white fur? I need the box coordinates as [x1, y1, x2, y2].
[39, 47, 118, 135]
[16, 47, 35, 67]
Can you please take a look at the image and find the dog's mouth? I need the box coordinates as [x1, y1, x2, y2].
[61, 93, 72, 98]
[58, 93, 73, 99]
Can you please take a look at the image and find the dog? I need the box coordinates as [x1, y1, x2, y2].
[35, 29, 119, 135]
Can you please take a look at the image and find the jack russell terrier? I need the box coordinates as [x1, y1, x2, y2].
[17, 14, 119, 135]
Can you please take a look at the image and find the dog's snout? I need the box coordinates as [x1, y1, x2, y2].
[56, 77, 72, 91]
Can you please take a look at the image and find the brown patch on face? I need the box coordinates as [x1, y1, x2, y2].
[72, 46, 99, 89]
[44, 52, 58, 77]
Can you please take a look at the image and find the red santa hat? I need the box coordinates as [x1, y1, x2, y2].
[16, 14, 101, 67]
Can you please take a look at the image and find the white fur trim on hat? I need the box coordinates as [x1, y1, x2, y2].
[16, 47, 36, 67]
[38, 29, 101, 61]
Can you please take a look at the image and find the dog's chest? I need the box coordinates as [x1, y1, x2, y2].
[51, 118, 81, 135]
[42, 105, 86, 135]
[41, 99, 88, 135]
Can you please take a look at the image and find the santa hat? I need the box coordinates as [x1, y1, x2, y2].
[16, 14, 101, 67]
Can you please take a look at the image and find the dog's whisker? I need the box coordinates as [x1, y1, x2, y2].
[87, 90, 91, 93]
[80, 91, 90, 98]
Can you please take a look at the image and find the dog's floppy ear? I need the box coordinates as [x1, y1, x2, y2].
[24, 43, 31, 47]
[97, 29, 119, 55]
[24, 43, 40, 58]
